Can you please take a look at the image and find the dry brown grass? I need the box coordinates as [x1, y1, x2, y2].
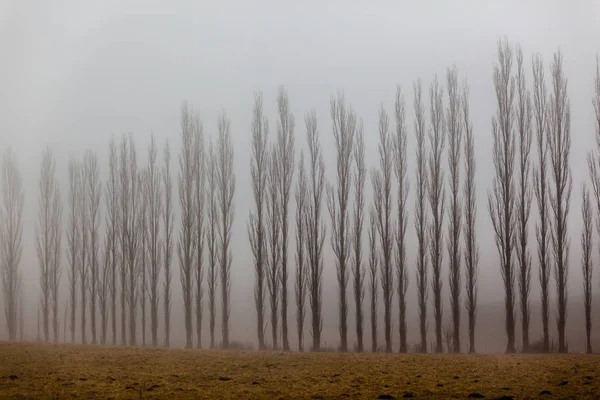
[0, 341, 599, 399]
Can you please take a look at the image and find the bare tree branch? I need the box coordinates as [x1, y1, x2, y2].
[393, 85, 409, 353]
[373, 104, 394, 353]
[532, 52, 550, 352]
[581, 183, 593, 354]
[126, 136, 141, 346]
[178, 102, 198, 349]
[36, 147, 60, 342]
[194, 116, 206, 349]
[462, 79, 479, 354]
[146, 134, 162, 347]
[206, 138, 218, 349]
[328, 90, 355, 352]
[352, 118, 366, 352]
[413, 79, 429, 353]
[217, 109, 235, 349]
[488, 37, 517, 353]
[248, 92, 269, 350]
[587, 55, 600, 355]
[295, 151, 308, 352]
[305, 109, 325, 351]
[0, 148, 24, 341]
[67, 156, 80, 343]
[446, 66, 463, 353]
[548, 50, 572, 353]
[162, 139, 174, 348]
[515, 45, 533, 352]
[276, 86, 295, 351]
[428, 74, 446, 353]
[83, 150, 101, 345]
[368, 205, 378, 352]
[266, 145, 281, 350]
[105, 137, 119, 345]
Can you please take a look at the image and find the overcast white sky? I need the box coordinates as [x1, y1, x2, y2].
[1, 0, 599, 348]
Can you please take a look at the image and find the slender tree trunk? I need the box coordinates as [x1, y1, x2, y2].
[178, 103, 197, 349]
[249, 93, 268, 350]
[206, 140, 218, 349]
[413, 80, 429, 353]
[217, 110, 235, 349]
[1, 149, 25, 342]
[295, 152, 308, 352]
[532, 53, 551, 353]
[277, 87, 295, 351]
[462, 80, 479, 354]
[394, 86, 409, 353]
[163, 140, 174, 348]
[305, 110, 325, 352]
[428, 76, 446, 354]
[446, 67, 463, 353]
[548, 51, 572, 354]
[488, 38, 517, 354]
[586, 56, 600, 355]
[352, 122, 366, 352]
[368, 206, 378, 352]
[515, 46, 533, 353]
[328, 91, 355, 352]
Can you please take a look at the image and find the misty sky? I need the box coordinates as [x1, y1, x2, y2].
[1, 0, 600, 348]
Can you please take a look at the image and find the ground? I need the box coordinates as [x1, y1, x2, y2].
[0, 342, 598, 399]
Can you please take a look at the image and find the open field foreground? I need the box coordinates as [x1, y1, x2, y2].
[1, 342, 599, 399]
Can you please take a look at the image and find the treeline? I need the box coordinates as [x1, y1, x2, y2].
[1, 38, 599, 354]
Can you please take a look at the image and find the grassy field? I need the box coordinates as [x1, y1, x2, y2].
[0, 342, 598, 399]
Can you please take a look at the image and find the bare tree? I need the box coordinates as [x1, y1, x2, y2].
[515, 46, 533, 352]
[248, 92, 268, 350]
[84, 150, 101, 344]
[581, 183, 593, 354]
[446, 67, 462, 353]
[276, 87, 295, 351]
[67, 156, 80, 343]
[414, 79, 429, 353]
[217, 110, 235, 348]
[532, 53, 551, 352]
[162, 139, 174, 348]
[548, 50, 572, 354]
[373, 105, 394, 353]
[127, 137, 141, 346]
[194, 119, 206, 349]
[305, 109, 326, 351]
[99, 232, 111, 344]
[105, 137, 119, 345]
[393, 86, 409, 353]
[147, 135, 162, 347]
[206, 138, 218, 349]
[352, 120, 366, 352]
[78, 155, 89, 345]
[488, 38, 517, 354]
[119, 136, 129, 345]
[36, 147, 60, 342]
[138, 168, 148, 346]
[0, 149, 24, 341]
[50, 168, 62, 343]
[328, 91, 355, 352]
[266, 146, 280, 350]
[428, 75, 446, 354]
[295, 151, 308, 352]
[462, 80, 479, 354]
[588, 57, 600, 356]
[368, 205, 378, 352]
[178, 102, 198, 349]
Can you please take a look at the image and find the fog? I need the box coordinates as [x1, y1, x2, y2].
[1, 0, 600, 352]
